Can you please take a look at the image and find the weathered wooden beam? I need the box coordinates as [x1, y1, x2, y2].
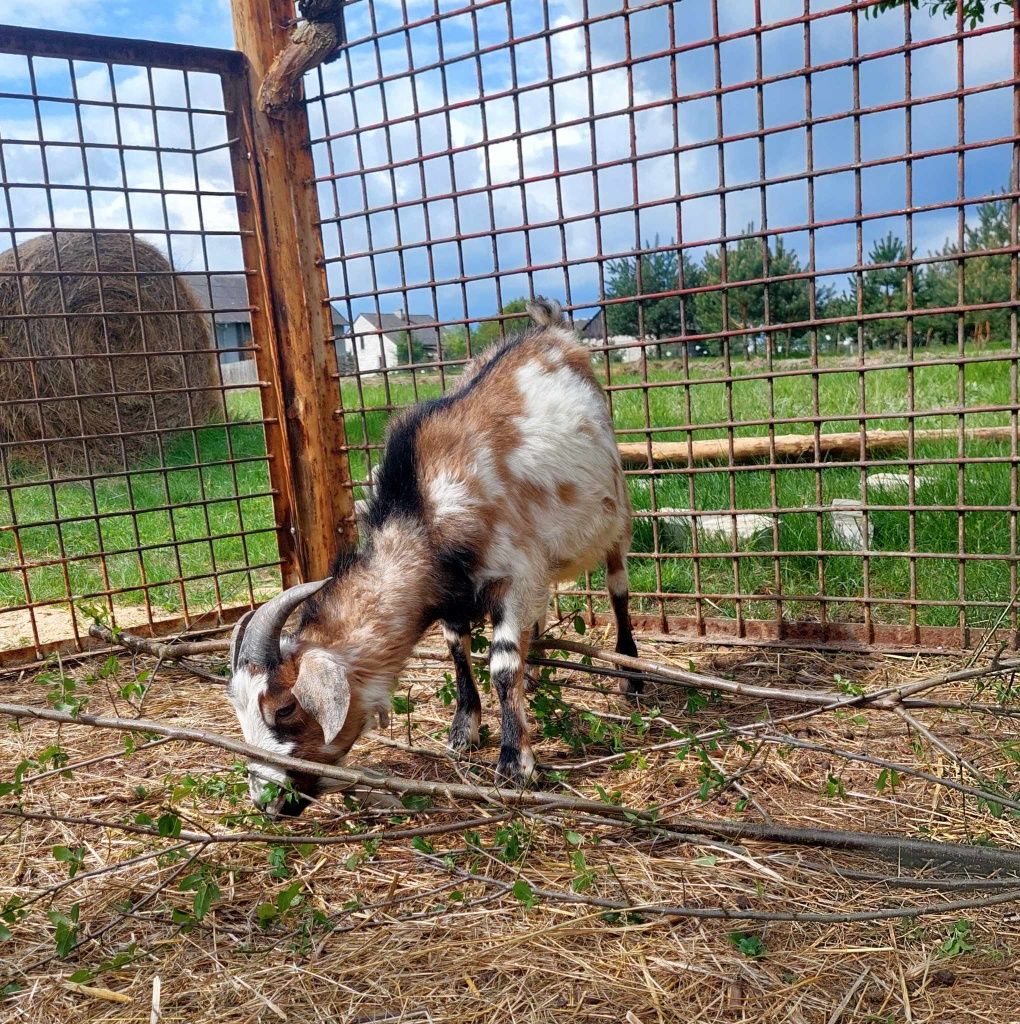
[231, 0, 358, 579]
[618, 425, 1017, 467]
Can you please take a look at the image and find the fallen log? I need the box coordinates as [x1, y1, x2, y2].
[618, 425, 1017, 467]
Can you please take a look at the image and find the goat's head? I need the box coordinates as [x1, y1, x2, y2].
[226, 580, 354, 817]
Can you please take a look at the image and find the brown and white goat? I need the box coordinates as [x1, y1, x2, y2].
[226, 299, 638, 815]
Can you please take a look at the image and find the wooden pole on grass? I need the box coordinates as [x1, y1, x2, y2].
[618, 425, 1018, 467]
[229, 0, 357, 580]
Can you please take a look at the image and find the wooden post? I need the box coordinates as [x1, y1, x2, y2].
[230, 0, 357, 581]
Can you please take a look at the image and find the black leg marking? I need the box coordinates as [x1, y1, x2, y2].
[607, 545, 642, 695]
[443, 621, 481, 750]
[489, 609, 535, 786]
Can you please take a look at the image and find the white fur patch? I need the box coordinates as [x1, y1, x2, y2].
[442, 623, 462, 647]
[428, 472, 473, 521]
[490, 648, 521, 676]
[498, 357, 629, 584]
[607, 567, 629, 594]
[227, 666, 295, 804]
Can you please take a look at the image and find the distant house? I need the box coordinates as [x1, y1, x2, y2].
[580, 309, 713, 362]
[579, 309, 641, 363]
[184, 274, 349, 367]
[346, 310, 441, 371]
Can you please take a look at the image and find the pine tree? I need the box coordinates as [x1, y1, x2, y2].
[604, 239, 702, 356]
[696, 226, 816, 357]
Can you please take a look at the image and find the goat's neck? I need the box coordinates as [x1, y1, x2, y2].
[301, 521, 432, 702]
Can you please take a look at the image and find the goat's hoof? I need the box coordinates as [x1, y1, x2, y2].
[496, 747, 536, 788]
[616, 677, 646, 698]
[448, 710, 481, 752]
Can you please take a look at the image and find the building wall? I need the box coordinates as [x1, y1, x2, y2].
[349, 317, 398, 371]
[215, 321, 252, 364]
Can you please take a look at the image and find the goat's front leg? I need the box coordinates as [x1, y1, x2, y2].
[489, 609, 535, 786]
[443, 621, 481, 751]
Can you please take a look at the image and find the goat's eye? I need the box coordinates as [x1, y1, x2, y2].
[276, 700, 298, 723]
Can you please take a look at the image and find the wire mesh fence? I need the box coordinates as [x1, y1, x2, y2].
[0, 27, 296, 663]
[306, 0, 1020, 650]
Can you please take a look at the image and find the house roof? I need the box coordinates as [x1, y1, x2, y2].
[354, 311, 440, 350]
[183, 274, 349, 329]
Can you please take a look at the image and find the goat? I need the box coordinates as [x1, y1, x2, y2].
[226, 299, 638, 816]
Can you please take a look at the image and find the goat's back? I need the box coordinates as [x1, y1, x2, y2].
[371, 312, 630, 599]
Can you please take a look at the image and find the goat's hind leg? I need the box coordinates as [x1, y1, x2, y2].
[606, 544, 642, 695]
[444, 621, 482, 751]
[488, 603, 535, 786]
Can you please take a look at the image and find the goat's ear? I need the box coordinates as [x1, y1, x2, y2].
[292, 648, 350, 746]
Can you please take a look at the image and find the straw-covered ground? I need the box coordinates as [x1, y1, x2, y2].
[1, 624, 1019, 1023]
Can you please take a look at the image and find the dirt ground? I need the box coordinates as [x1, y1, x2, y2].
[1, 625, 1019, 1022]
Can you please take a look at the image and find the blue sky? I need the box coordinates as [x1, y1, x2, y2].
[0, 0, 1015, 327]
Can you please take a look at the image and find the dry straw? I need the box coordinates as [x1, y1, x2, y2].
[1, 626, 1019, 1022]
[0, 231, 222, 472]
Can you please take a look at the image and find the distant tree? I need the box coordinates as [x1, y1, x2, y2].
[867, 0, 1009, 28]
[851, 231, 908, 350]
[604, 239, 702, 357]
[696, 227, 815, 357]
[917, 197, 1010, 347]
[440, 325, 470, 362]
[393, 329, 429, 366]
[818, 291, 859, 355]
[473, 298, 531, 351]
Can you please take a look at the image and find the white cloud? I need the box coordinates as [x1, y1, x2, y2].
[1, 0, 109, 33]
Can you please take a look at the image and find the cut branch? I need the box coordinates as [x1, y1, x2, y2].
[255, 1, 345, 117]
[617, 425, 1018, 466]
[88, 622, 227, 683]
[420, 853, 1020, 925]
[3, 700, 1020, 875]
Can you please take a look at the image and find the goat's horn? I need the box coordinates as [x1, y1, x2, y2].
[231, 579, 330, 670]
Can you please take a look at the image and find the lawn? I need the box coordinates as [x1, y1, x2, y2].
[340, 344, 1017, 630]
[0, 389, 281, 618]
[1, 343, 1016, 632]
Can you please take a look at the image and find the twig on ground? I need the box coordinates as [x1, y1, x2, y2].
[2, 701, 1018, 875]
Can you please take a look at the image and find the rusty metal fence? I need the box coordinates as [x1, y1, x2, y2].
[0, 26, 299, 664]
[306, 0, 1020, 650]
[3, 2, 1019, 661]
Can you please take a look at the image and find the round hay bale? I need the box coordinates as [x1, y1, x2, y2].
[0, 231, 223, 473]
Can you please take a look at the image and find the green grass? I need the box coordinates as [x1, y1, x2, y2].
[2, 343, 1016, 630]
[340, 343, 1017, 630]
[0, 390, 280, 615]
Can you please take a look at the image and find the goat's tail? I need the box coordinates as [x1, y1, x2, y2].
[526, 296, 566, 329]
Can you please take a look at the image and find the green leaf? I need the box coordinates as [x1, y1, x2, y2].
[691, 855, 718, 867]
[572, 615, 587, 635]
[564, 831, 584, 847]
[192, 881, 219, 921]
[276, 882, 303, 915]
[728, 931, 766, 959]
[0, 924, 11, 942]
[511, 879, 537, 908]
[157, 812, 182, 838]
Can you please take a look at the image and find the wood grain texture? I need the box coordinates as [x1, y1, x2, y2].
[231, 0, 358, 578]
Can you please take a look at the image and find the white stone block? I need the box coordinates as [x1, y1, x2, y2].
[829, 498, 872, 549]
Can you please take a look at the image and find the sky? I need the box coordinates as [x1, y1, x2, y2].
[0, 0, 1015, 328]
